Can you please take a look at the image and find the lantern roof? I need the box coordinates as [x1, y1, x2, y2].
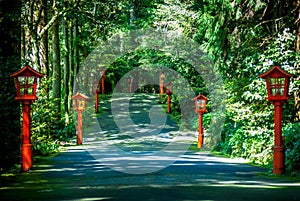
[10, 65, 45, 78]
[193, 94, 208, 101]
[258, 66, 293, 79]
[72, 92, 89, 100]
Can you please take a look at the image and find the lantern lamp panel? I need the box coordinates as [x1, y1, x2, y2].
[72, 92, 88, 111]
[18, 76, 26, 84]
[193, 94, 208, 113]
[17, 76, 35, 95]
[269, 77, 285, 96]
[78, 99, 85, 110]
[197, 99, 205, 109]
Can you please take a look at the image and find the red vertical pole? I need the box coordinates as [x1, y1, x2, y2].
[159, 73, 165, 98]
[101, 77, 105, 95]
[198, 112, 203, 148]
[77, 111, 83, 145]
[160, 83, 164, 95]
[21, 101, 33, 172]
[128, 81, 132, 93]
[95, 92, 99, 113]
[167, 94, 171, 113]
[273, 101, 284, 174]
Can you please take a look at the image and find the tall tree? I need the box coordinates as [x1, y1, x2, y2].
[72, 16, 79, 94]
[295, 0, 300, 53]
[0, 0, 21, 170]
[39, 0, 49, 77]
[63, 16, 70, 121]
[68, 18, 74, 112]
[52, 20, 61, 114]
[294, 0, 300, 121]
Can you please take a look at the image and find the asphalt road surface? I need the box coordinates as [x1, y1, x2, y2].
[1, 94, 299, 201]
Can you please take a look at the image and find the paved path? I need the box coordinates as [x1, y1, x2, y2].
[1, 94, 300, 201]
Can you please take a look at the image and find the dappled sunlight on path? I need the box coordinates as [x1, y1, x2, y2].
[82, 93, 195, 174]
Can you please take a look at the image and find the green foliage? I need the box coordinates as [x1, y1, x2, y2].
[214, 28, 298, 168]
[0, 58, 21, 171]
[215, 98, 275, 166]
[283, 123, 300, 175]
[152, 0, 199, 37]
[193, 0, 299, 173]
[31, 80, 76, 156]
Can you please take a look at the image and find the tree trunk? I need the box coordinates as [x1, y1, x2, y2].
[21, 25, 26, 62]
[39, 0, 49, 77]
[294, 65, 300, 122]
[130, 0, 135, 29]
[63, 16, 70, 123]
[52, 21, 61, 115]
[38, 0, 49, 98]
[294, 0, 300, 122]
[295, 0, 300, 52]
[73, 17, 79, 94]
[68, 19, 74, 112]
[0, 0, 21, 169]
[22, 1, 40, 70]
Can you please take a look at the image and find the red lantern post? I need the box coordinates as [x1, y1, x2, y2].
[159, 72, 166, 96]
[100, 69, 106, 95]
[128, 75, 133, 93]
[72, 93, 88, 145]
[93, 81, 100, 113]
[10, 65, 45, 172]
[259, 66, 293, 174]
[193, 94, 208, 149]
[165, 83, 173, 113]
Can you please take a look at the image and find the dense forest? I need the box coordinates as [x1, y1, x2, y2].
[0, 0, 299, 175]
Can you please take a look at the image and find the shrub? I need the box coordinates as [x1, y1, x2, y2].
[283, 123, 300, 175]
[31, 90, 76, 156]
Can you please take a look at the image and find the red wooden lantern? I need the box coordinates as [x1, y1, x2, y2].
[10, 65, 45, 102]
[193, 94, 208, 113]
[193, 94, 208, 148]
[258, 66, 293, 175]
[10, 64, 44, 172]
[165, 83, 173, 95]
[72, 92, 88, 145]
[258, 66, 293, 102]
